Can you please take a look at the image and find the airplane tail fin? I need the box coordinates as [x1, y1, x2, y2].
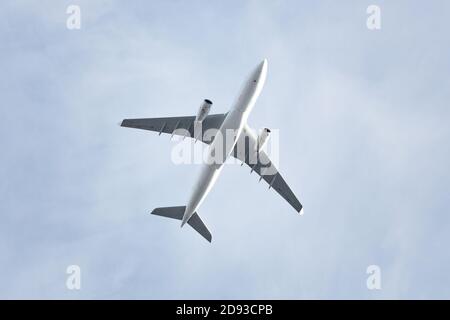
[151, 206, 212, 242]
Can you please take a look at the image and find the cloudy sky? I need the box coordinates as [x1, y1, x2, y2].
[1, 0, 449, 299]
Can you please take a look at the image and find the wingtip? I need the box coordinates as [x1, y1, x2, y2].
[299, 207, 304, 215]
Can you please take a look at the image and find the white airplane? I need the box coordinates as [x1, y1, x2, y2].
[121, 59, 303, 242]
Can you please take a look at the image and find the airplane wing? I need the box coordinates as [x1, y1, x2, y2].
[121, 113, 226, 144]
[232, 125, 303, 213]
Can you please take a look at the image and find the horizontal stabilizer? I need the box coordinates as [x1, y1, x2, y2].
[186, 213, 212, 243]
[152, 206, 185, 220]
[151, 206, 212, 242]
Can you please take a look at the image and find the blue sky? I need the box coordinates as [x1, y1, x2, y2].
[1, 0, 449, 299]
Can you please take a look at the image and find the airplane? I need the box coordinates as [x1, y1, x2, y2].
[120, 59, 303, 242]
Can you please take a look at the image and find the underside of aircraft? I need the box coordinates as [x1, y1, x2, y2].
[121, 59, 303, 242]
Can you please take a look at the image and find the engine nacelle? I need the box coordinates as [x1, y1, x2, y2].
[257, 128, 271, 150]
[195, 99, 212, 122]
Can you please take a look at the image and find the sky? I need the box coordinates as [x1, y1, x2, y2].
[0, 0, 449, 299]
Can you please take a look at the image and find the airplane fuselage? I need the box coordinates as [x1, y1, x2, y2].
[181, 59, 268, 226]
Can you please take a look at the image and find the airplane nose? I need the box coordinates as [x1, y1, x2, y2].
[256, 58, 268, 82]
[261, 58, 268, 68]
[247, 59, 268, 88]
[259, 58, 268, 73]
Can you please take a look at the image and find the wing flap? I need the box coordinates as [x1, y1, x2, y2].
[121, 116, 195, 136]
[121, 113, 226, 144]
[232, 125, 303, 213]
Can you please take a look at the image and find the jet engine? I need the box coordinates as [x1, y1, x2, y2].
[195, 99, 212, 122]
[257, 128, 271, 150]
